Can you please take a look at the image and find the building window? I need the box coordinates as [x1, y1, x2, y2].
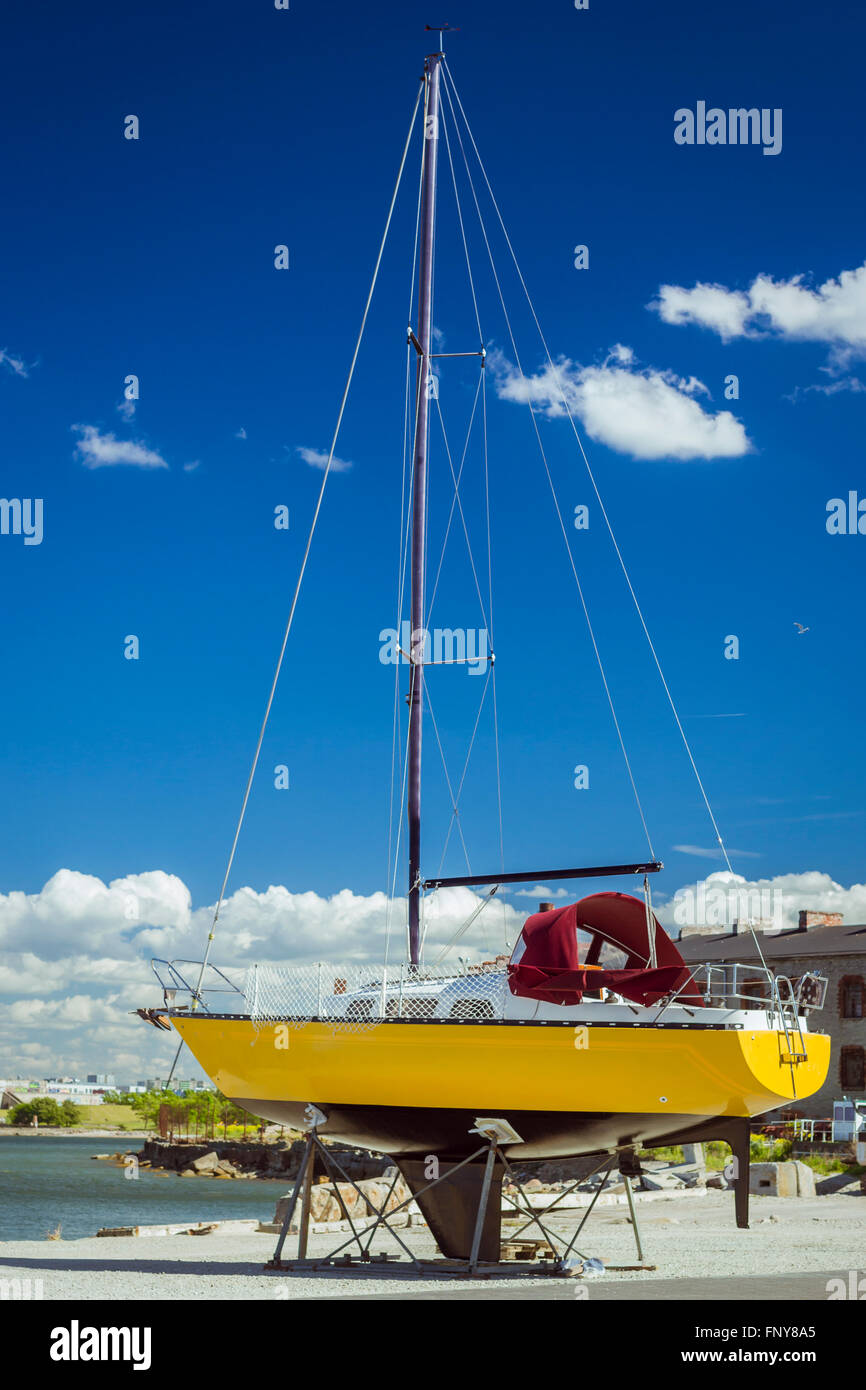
[839, 976, 865, 1019]
[839, 1045, 865, 1091]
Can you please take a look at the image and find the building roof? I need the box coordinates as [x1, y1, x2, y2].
[676, 920, 866, 963]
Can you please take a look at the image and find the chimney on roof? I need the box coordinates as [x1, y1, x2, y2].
[798, 910, 843, 932]
[538, 901, 555, 914]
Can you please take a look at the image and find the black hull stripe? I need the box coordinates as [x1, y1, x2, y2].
[176, 1013, 740, 1030]
[227, 1098, 746, 1160]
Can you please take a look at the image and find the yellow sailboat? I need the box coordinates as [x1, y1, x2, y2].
[147, 885, 830, 1248]
[140, 42, 830, 1256]
[165, 939, 830, 1160]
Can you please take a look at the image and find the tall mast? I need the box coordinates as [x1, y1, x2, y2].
[407, 50, 442, 966]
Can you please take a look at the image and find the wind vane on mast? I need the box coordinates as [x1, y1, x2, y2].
[424, 22, 459, 52]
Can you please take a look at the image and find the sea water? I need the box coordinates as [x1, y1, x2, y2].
[0, 1135, 287, 1240]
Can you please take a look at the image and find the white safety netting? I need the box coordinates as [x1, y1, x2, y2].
[244, 959, 510, 1033]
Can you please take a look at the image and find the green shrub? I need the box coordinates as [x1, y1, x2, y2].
[749, 1136, 792, 1162]
[10, 1098, 61, 1126]
[7, 1097, 83, 1127]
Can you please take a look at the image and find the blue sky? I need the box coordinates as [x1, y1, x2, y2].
[1, 0, 865, 1075]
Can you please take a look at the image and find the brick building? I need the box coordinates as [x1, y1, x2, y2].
[677, 913, 866, 1119]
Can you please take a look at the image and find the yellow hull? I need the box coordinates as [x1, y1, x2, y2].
[170, 1014, 830, 1156]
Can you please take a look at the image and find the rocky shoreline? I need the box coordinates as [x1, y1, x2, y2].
[91, 1138, 728, 1197]
[128, 1136, 395, 1183]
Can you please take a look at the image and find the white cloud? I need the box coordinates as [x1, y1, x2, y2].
[296, 446, 353, 473]
[651, 262, 866, 359]
[5, 994, 122, 1027]
[656, 869, 866, 934]
[490, 349, 750, 460]
[116, 398, 136, 422]
[0, 347, 31, 378]
[0, 868, 192, 962]
[235, 427, 247, 440]
[0, 869, 528, 1077]
[183, 460, 201, 472]
[512, 885, 571, 900]
[673, 844, 762, 859]
[72, 425, 168, 470]
[649, 284, 753, 342]
[0, 953, 149, 996]
[786, 375, 866, 402]
[0, 866, 523, 979]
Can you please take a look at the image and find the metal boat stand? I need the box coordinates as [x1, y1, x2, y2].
[265, 1126, 655, 1280]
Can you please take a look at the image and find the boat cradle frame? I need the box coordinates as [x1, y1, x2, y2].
[263, 1115, 752, 1280]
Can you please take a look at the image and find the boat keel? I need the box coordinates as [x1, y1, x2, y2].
[395, 1153, 505, 1262]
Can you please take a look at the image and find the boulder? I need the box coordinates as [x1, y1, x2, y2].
[793, 1161, 816, 1198]
[676, 1169, 705, 1189]
[357, 1177, 411, 1213]
[272, 1175, 413, 1228]
[640, 1172, 685, 1192]
[191, 1151, 221, 1175]
[749, 1161, 813, 1198]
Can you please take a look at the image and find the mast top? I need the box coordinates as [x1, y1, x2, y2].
[424, 22, 458, 54]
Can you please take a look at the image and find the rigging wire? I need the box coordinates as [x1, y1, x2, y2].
[383, 341, 415, 973]
[409, 65, 438, 964]
[431, 94, 507, 949]
[165, 80, 425, 1086]
[442, 60, 771, 973]
[439, 88, 484, 347]
[385, 676, 416, 968]
[482, 367, 508, 947]
[433, 884, 499, 966]
[482, 369, 506, 876]
[429, 390, 490, 633]
[436, 664, 493, 874]
[384, 83, 429, 971]
[424, 680, 474, 874]
[441, 92, 506, 875]
[439, 65, 656, 864]
[408, 83, 503, 963]
[423, 372, 483, 626]
[420, 371, 496, 936]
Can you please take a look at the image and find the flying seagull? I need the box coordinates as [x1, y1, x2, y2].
[794, 622, 809, 635]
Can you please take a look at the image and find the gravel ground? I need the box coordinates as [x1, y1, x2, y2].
[0, 1190, 862, 1300]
